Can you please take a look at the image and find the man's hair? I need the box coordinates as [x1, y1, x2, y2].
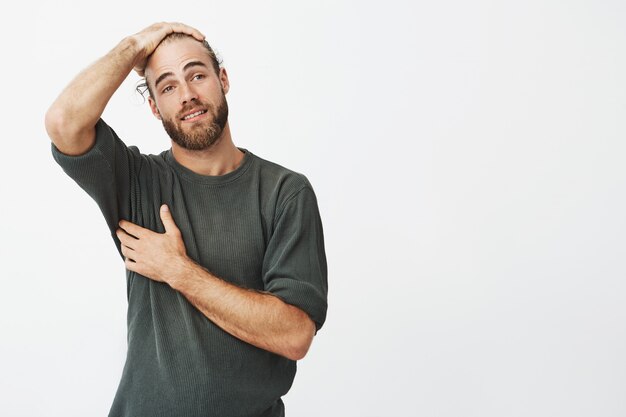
[136, 33, 222, 100]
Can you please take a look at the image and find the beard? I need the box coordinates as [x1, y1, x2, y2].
[161, 92, 229, 151]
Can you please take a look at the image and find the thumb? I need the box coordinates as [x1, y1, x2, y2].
[159, 204, 179, 234]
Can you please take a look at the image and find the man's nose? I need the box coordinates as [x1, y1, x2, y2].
[180, 82, 198, 104]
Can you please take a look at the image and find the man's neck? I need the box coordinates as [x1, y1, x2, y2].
[170, 123, 245, 176]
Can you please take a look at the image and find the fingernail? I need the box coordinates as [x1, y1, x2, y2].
[161, 204, 169, 211]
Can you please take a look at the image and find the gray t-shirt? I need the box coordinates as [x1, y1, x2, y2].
[51, 119, 328, 417]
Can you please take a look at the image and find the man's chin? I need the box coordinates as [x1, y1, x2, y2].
[163, 112, 228, 151]
[171, 131, 223, 151]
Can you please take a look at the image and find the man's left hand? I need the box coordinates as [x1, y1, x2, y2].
[116, 204, 188, 284]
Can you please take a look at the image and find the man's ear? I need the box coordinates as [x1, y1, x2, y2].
[219, 67, 230, 94]
[148, 97, 162, 120]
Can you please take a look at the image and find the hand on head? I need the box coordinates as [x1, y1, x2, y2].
[131, 22, 205, 77]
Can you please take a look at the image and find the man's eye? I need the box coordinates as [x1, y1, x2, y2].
[162, 86, 173, 94]
[192, 74, 205, 81]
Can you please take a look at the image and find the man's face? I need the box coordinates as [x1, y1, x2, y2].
[145, 37, 229, 151]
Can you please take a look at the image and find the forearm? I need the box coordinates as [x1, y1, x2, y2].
[169, 259, 316, 361]
[116, 205, 320, 360]
[44, 37, 140, 154]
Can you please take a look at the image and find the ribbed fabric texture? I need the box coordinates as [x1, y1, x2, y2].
[51, 119, 328, 417]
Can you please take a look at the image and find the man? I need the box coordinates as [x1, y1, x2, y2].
[44, 22, 328, 417]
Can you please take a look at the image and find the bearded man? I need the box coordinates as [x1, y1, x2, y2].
[45, 22, 328, 417]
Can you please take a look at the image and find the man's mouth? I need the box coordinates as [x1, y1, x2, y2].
[181, 109, 207, 121]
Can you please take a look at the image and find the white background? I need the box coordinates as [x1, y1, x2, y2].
[1, 0, 625, 416]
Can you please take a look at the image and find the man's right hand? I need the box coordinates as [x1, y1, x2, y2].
[129, 22, 205, 77]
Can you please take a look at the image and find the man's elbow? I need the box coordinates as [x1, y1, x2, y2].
[44, 107, 64, 144]
[44, 108, 96, 156]
[283, 317, 316, 361]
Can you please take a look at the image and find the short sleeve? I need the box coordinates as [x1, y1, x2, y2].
[51, 118, 142, 258]
[262, 185, 328, 333]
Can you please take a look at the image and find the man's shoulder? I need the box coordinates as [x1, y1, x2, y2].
[249, 150, 313, 196]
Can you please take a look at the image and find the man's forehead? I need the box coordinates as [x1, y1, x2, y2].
[145, 38, 212, 79]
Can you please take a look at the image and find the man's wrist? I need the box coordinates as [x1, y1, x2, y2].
[167, 256, 198, 291]
[115, 36, 144, 70]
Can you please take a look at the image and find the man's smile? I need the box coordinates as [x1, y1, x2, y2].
[180, 109, 208, 122]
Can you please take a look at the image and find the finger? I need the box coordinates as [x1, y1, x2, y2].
[118, 220, 149, 239]
[116, 227, 138, 248]
[124, 257, 138, 272]
[169, 22, 205, 41]
[120, 243, 135, 258]
[159, 204, 180, 235]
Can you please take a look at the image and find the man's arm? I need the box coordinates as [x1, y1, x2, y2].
[172, 260, 316, 361]
[44, 22, 205, 156]
[116, 205, 317, 361]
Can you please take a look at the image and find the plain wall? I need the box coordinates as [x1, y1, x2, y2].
[1, 0, 625, 416]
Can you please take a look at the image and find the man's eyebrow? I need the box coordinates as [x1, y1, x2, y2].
[183, 60, 209, 72]
[154, 71, 174, 90]
[154, 61, 210, 90]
